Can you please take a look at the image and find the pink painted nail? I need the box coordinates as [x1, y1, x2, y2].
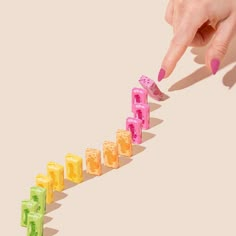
[158, 68, 166, 82]
[211, 59, 220, 75]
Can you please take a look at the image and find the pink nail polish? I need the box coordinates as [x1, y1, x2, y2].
[211, 59, 220, 75]
[158, 68, 166, 82]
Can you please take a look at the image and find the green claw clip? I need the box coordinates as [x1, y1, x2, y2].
[21, 200, 39, 227]
[27, 212, 43, 236]
[30, 186, 46, 215]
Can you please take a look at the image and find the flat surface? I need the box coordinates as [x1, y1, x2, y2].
[1, 1, 236, 235]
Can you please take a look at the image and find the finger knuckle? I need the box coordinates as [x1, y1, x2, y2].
[171, 37, 187, 47]
[175, 0, 185, 7]
[213, 41, 228, 56]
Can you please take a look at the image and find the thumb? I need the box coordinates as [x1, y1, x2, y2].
[206, 16, 236, 75]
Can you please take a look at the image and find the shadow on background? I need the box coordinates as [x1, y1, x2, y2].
[161, 93, 170, 101]
[54, 191, 67, 201]
[46, 202, 61, 214]
[168, 37, 236, 91]
[119, 156, 133, 167]
[64, 179, 77, 190]
[45, 191, 68, 214]
[223, 65, 236, 89]
[44, 227, 59, 236]
[149, 102, 161, 112]
[142, 132, 156, 142]
[44, 216, 53, 224]
[82, 170, 96, 182]
[150, 117, 163, 128]
[102, 164, 113, 175]
[132, 144, 146, 155]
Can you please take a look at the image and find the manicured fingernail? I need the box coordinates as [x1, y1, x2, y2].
[211, 59, 220, 75]
[158, 68, 166, 82]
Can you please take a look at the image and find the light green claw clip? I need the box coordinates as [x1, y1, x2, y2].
[30, 186, 46, 215]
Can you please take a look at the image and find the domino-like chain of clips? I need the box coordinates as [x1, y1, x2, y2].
[20, 75, 164, 236]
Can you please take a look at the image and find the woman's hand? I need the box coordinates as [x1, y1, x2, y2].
[158, 0, 236, 81]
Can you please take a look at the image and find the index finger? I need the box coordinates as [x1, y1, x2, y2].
[158, 12, 207, 81]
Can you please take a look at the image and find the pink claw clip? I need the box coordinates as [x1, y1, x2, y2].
[133, 103, 150, 130]
[132, 87, 148, 107]
[131, 87, 148, 112]
[126, 117, 142, 144]
[139, 75, 163, 101]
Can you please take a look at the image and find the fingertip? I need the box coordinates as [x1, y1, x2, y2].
[210, 58, 220, 75]
[205, 17, 235, 74]
[158, 68, 166, 82]
[205, 51, 221, 75]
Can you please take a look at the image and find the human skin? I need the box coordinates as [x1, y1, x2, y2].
[158, 0, 236, 81]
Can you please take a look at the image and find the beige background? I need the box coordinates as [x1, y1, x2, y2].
[1, 1, 236, 235]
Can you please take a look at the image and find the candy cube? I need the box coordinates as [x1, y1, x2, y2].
[21, 200, 39, 227]
[139, 75, 163, 101]
[103, 141, 119, 168]
[36, 174, 54, 204]
[133, 103, 150, 130]
[47, 162, 65, 191]
[126, 117, 142, 144]
[30, 186, 46, 215]
[86, 148, 102, 176]
[132, 87, 148, 111]
[116, 129, 132, 157]
[65, 153, 83, 184]
[27, 212, 43, 236]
